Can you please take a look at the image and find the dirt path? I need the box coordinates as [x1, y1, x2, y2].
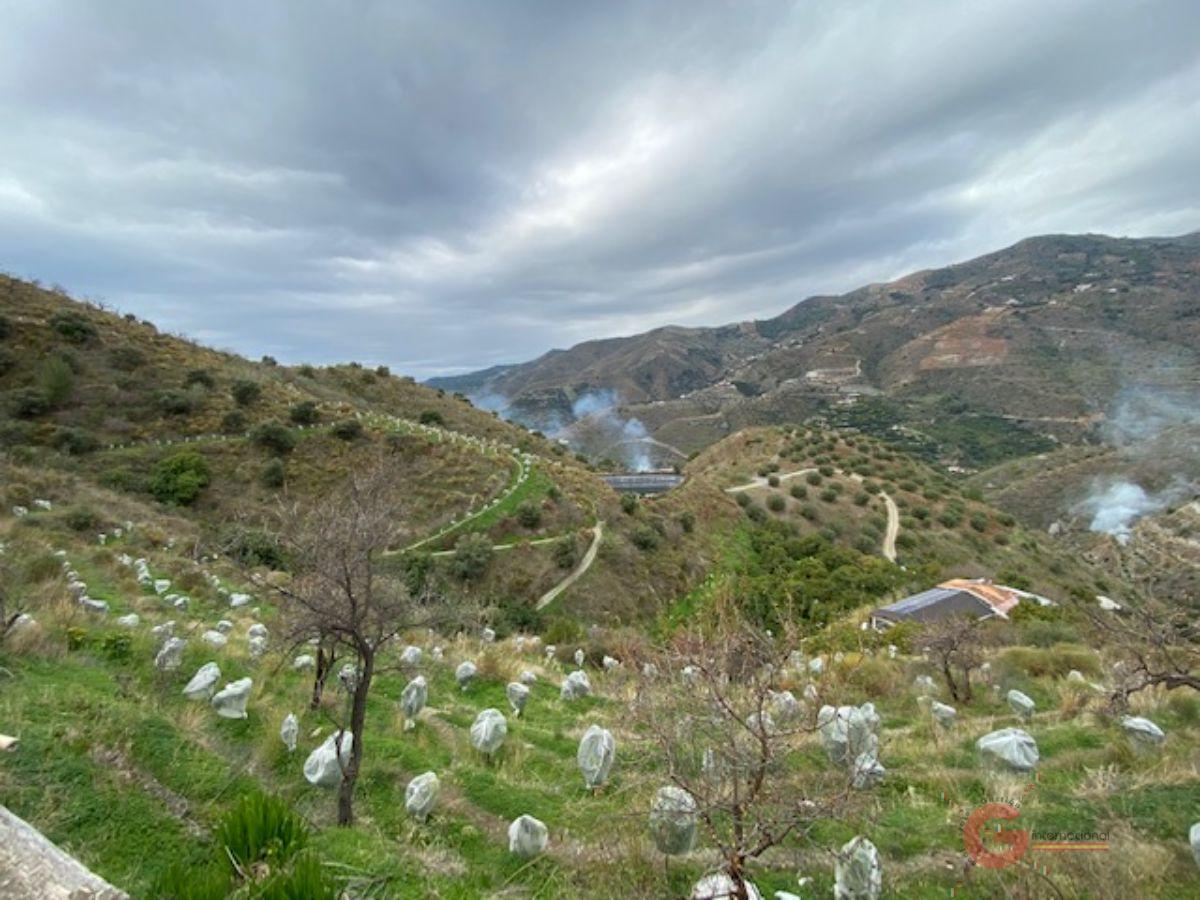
[723, 467, 816, 494]
[881, 491, 899, 562]
[536, 522, 604, 610]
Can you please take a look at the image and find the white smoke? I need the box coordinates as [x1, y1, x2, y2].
[1081, 480, 1170, 544]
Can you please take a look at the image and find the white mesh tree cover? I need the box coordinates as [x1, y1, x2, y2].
[292, 654, 315, 670]
[456, 660, 477, 690]
[481, 627, 496, 643]
[400, 645, 423, 666]
[690, 873, 762, 899]
[1006, 689, 1036, 720]
[151, 621, 174, 646]
[518, 669, 538, 685]
[280, 713, 299, 752]
[1121, 716, 1165, 752]
[247, 623, 268, 640]
[470, 708, 508, 756]
[304, 731, 353, 788]
[507, 814, 549, 858]
[116, 613, 140, 629]
[930, 701, 957, 729]
[768, 690, 802, 725]
[400, 676, 428, 730]
[1190, 822, 1200, 867]
[574, 648, 586, 667]
[155, 637, 186, 670]
[818, 704, 880, 766]
[405, 771, 440, 822]
[338, 663, 360, 693]
[201, 630, 228, 649]
[211, 677, 252, 719]
[577, 724, 615, 789]
[603, 655, 621, 671]
[649, 786, 697, 855]
[976, 728, 1039, 772]
[248, 635, 268, 659]
[834, 836, 882, 899]
[912, 675, 936, 696]
[851, 753, 886, 790]
[506, 682, 530, 716]
[182, 662, 221, 700]
[560, 669, 591, 701]
[215, 620, 233, 635]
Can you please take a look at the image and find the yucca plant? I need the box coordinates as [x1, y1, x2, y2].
[251, 851, 337, 900]
[215, 793, 309, 879]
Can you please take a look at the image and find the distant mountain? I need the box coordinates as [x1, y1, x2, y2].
[430, 232, 1200, 470]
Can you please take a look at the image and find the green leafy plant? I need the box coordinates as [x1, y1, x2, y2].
[231, 379, 262, 407]
[49, 309, 96, 343]
[150, 451, 211, 506]
[289, 401, 319, 425]
[331, 418, 363, 440]
[251, 421, 296, 455]
[215, 793, 309, 875]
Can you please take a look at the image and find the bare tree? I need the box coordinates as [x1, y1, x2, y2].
[919, 615, 989, 703]
[633, 609, 853, 898]
[1086, 593, 1199, 709]
[274, 462, 469, 825]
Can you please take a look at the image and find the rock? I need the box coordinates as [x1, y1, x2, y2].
[215, 619, 234, 635]
[116, 613, 140, 629]
[455, 660, 477, 690]
[544, 644, 556, 661]
[818, 704, 880, 766]
[1006, 689, 1036, 720]
[1120, 716, 1165, 752]
[561, 669, 591, 701]
[80, 598, 108, 614]
[1096, 594, 1122, 612]
[153, 579, 171, 595]
[578, 724, 615, 789]
[691, 873, 762, 899]
[248, 635, 268, 659]
[400, 676, 428, 729]
[405, 771, 439, 821]
[977, 728, 1039, 772]
[834, 835, 882, 899]
[400, 645, 422, 666]
[182, 662, 222, 700]
[201, 630, 228, 649]
[788, 649, 806, 671]
[155, 637, 186, 670]
[469, 708, 508, 756]
[930, 701, 957, 730]
[8, 613, 37, 634]
[808, 657, 825, 676]
[211, 677, 252, 719]
[280, 713, 298, 752]
[304, 731, 353, 787]
[292, 654, 315, 670]
[1066, 669, 1087, 684]
[649, 786, 697, 855]
[508, 814, 549, 858]
[229, 592, 253, 608]
[681, 665, 700, 684]
[641, 662, 659, 678]
[769, 690, 802, 725]
[151, 621, 175, 647]
[507, 682, 531, 716]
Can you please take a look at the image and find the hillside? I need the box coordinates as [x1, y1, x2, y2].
[432, 232, 1200, 473]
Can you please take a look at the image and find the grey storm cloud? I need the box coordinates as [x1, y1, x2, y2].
[1, 0, 1199, 376]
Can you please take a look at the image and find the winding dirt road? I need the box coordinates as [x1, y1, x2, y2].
[881, 491, 899, 562]
[537, 522, 604, 610]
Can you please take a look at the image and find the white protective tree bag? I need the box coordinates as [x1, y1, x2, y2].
[280, 713, 299, 752]
[507, 681, 530, 716]
[977, 728, 1039, 772]
[211, 677, 252, 719]
[470, 708, 508, 756]
[400, 676, 428, 729]
[577, 724, 615, 789]
[182, 662, 221, 700]
[304, 731, 353, 787]
[405, 771, 440, 821]
[649, 786, 697, 855]
[508, 814, 549, 858]
[834, 835, 882, 899]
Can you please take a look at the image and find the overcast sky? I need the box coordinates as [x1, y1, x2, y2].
[2, 1, 1198, 377]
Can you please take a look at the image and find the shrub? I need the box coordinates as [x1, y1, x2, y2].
[805, 472, 822, 486]
[912, 505, 930, 520]
[767, 474, 780, 488]
[10, 387, 50, 418]
[937, 509, 963, 528]
[800, 504, 818, 521]
[735, 492, 751, 508]
[297, 364, 316, 378]
[150, 451, 211, 505]
[52, 427, 99, 455]
[374, 365, 390, 377]
[0, 314, 7, 339]
[108, 345, 145, 371]
[0, 348, 13, 376]
[64, 506, 98, 531]
[418, 409, 444, 426]
[289, 401, 319, 425]
[630, 524, 660, 551]
[157, 389, 196, 416]
[331, 418, 363, 440]
[969, 512, 989, 532]
[620, 494, 638, 515]
[853, 491, 870, 506]
[231, 379, 262, 407]
[220, 410, 246, 434]
[745, 504, 767, 523]
[678, 511, 696, 533]
[767, 494, 786, 513]
[998, 643, 1100, 679]
[220, 526, 285, 569]
[261, 355, 277, 367]
[790, 484, 807, 500]
[516, 501, 542, 529]
[251, 421, 296, 455]
[100, 632, 133, 662]
[819, 488, 838, 503]
[49, 309, 96, 343]
[260, 459, 285, 488]
[451, 533, 493, 580]
[553, 537, 578, 570]
[185, 368, 215, 389]
[818, 464, 835, 477]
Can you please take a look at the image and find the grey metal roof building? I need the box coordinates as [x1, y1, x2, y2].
[870, 586, 995, 628]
